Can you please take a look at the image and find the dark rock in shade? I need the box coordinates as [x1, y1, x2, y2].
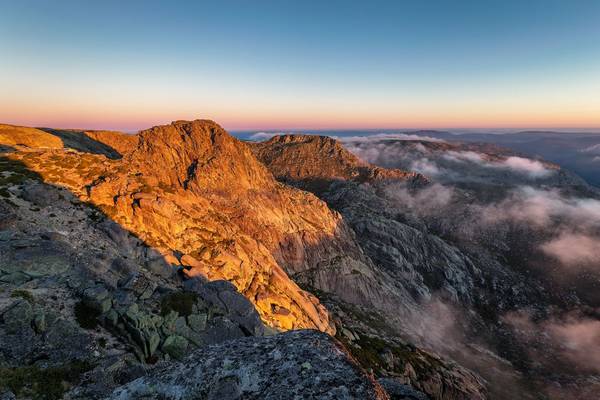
[19, 183, 61, 207]
[82, 285, 112, 313]
[185, 279, 266, 337]
[2, 300, 32, 334]
[162, 335, 188, 360]
[32, 309, 46, 333]
[380, 378, 430, 400]
[110, 330, 388, 400]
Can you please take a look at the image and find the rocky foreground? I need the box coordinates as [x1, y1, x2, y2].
[1, 121, 481, 400]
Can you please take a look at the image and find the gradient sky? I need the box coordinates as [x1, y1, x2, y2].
[1, 0, 600, 131]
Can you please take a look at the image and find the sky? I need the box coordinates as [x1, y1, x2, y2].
[1, 0, 600, 131]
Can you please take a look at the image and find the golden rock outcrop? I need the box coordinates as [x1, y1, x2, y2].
[3, 120, 376, 334]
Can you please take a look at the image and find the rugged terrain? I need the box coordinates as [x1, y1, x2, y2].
[0, 121, 482, 400]
[2, 120, 597, 399]
[252, 134, 600, 400]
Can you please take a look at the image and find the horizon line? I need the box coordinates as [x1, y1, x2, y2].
[3, 119, 600, 134]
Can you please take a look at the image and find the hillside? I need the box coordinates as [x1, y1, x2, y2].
[253, 134, 600, 400]
[5, 121, 597, 399]
[1, 120, 488, 399]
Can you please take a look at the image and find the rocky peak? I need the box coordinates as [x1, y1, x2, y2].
[251, 134, 426, 192]
[130, 120, 275, 192]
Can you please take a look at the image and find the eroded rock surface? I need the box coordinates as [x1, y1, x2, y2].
[109, 330, 389, 400]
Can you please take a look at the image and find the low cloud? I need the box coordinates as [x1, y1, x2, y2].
[503, 310, 600, 374]
[409, 158, 444, 176]
[471, 187, 600, 269]
[383, 182, 455, 215]
[442, 150, 485, 163]
[442, 150, 553, 178]
[580, 144, 600, 154]
[501, 156, 553, 177]
[248, 131, 290, 141]
[541, 233, 600, 267]
[345, 139, 553, 181]
[477, 186, 600, 228]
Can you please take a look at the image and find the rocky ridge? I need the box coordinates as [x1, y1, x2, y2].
[252, 134, 426, 193]
[0, 122, 395, 399]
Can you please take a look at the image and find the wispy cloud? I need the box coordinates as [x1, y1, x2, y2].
[541, 233, 600, 267]
[503, 310, 600, 374]
[580, 144, 600, 154]
[248, 131, 290, 140]
[442, 150, 553, 178]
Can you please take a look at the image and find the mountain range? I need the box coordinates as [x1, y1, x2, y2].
[1, 120, 599, 399]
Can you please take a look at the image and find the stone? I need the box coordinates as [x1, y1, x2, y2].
[161, 310, 178, 332]
[162, 335, 188, 360]
[187, 313, 207, 332]
[3, 300, 33, 334]
[105, 309, 119, 326]
[147, 331, 161, 357]
[19, 183, 60, 206]
[0, 271, 30, 285]
[379, 378, 430, 400]
[110, 330, 388, 399]
[83, 285, 112, 313]
[33, 309, 46, 333]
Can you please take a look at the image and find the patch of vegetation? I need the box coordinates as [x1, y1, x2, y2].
[98, 337, 107, 348]
[74, 301, 101, 329]
[160, 291, 197, 317]
[10, 289, 34, 303]
[340, 333, 444, 378]
[0, 360, 93, 400]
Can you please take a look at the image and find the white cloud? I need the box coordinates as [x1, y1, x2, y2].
[248, 131, 290, 140]
[541, 233, 600, 267]
[501, 156, 553, 178]
[410, 158, 443, 176]
[442, 150, 485, 163]
[383, 182, 455, 214]
[478, 186, 600, 228]
[441, 151, 553, 178]
[503, 311, 600, 374]
[580, 144, 600, 154]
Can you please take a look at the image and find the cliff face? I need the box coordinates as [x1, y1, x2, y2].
[0, 121, 398, 400]
[4, 120, 354, 334]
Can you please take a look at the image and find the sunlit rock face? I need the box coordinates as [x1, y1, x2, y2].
[3, 120, 374, 334]
[251, 134, 426, 193]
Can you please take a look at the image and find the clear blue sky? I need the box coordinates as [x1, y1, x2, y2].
[1, 0, 599, 130]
